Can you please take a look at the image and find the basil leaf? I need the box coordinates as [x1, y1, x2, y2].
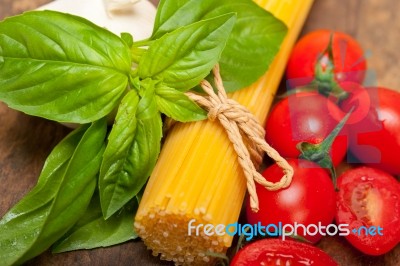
[99, 90, 139, 218]
[156, 85, 206, 122]
[152, 0, 186, 34]
[99, 91, 162, 219]
[120, 32, 134, 47]
[136, 80, 158, 120]
[131, 47, 146, 64]
[0, 10, 131, 123]
[52, 192, 138, 253]
[153, 0, 211, 39]
[0, 119, 107, 265]
[138, 13, 236, 91]
[151, 0, 288, 92]
[129, 114, 162, 197]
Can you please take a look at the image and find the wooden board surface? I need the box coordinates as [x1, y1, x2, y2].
[1, 0, 399, 265]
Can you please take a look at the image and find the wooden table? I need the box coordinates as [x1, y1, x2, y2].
[1, 0, 399, 265]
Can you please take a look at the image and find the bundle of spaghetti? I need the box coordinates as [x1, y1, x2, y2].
[134, 0, 314, 264]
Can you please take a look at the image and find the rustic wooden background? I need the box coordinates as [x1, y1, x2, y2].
[1, 0, 399, 265]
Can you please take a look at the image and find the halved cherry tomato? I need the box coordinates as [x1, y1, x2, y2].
[341, 87, 400, 174]
[336, 167, 400, 255]
[246, 159, 336, 243]
[286, 30, 366, 88]
[265, 92, 347, 166]
[230, 238, 338, 266]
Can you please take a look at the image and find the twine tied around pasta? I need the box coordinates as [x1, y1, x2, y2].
[185, 64, 294, 212]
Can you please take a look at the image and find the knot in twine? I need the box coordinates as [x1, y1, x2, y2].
[185, 65, 294, 212]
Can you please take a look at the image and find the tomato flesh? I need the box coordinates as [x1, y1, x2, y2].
[230, 239, 338, 266]
[336, 167, 400, 255]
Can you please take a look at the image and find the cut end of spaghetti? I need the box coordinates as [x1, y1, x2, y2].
[135, 208, 229, 265]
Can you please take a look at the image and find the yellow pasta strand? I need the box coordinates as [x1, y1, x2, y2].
[134, 0, 314, 264]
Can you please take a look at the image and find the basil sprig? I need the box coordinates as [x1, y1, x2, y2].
[0, 0, 287, 263]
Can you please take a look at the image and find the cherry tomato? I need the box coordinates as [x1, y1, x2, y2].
[246, 159, 336, 243]
[230, 238, 338, 266]
[327, 81, 371, 125]
[335, 167, 400, 255]
[265, 92, 347, 166]
[286, 30, 366, 88]
[341, 87, 400, 174]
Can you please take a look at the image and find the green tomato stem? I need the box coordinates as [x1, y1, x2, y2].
[313, 32, 349, 101]
[297, 108, 353, 188]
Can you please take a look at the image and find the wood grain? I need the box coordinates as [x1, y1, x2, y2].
[0, 0, 399, 265]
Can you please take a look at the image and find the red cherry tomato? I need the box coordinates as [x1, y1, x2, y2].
[246, 159, 336, 243]
[341, 87, 400, 174]
[286, 30, 366, 88]
[230, 238, 338, 266]
[265, 92, 347, 166]
[327, 81, 371, 124]
[335, 167, 400, 255]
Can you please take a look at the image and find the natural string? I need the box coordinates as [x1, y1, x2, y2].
[170, 65, 294, 212]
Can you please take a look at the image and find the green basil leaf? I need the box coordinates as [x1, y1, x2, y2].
[138, 13, 236, 91]
[99, 111, 162, 219]
[156, 84, 206, 122]
[129, 114, 162, 197]
[152, 0, 186, 35]
[151, 0, 288, 92]
[120, 32, 134, 47]
[0, 10, 131, 123]
[52, 192, 138, 253]
[136, 80, 158, 120]
[99, 91, 162, 219]
[99, 90, 139, 218]
[155, 0, 219, 39]
[131, 47, 146, 64]
[0, 119, 107, 265]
